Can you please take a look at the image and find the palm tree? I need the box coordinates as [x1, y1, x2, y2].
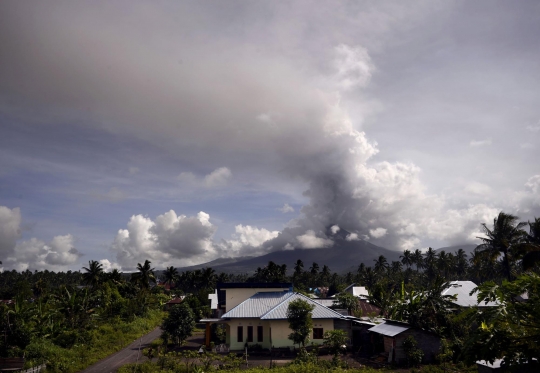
[162, 266, 178, 288]
[310, 262, 319, 276]
[520, 217, 540, 270]
[200, 267, 217, 289]
[373, 255, 389, 274]
[294, 259, 304, 276]
[82, 260, 104, 288]
[400, 250, 413, 269]
[475, 212, 527, 281]
[423, 248, 438, 281]
[131, 260, 156, 290]
[455, 249, 468, 278]
[412, 249, 424, 271]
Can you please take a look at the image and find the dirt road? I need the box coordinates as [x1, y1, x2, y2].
[78, 327, 162, 373]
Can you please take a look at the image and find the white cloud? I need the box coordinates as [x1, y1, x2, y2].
[525, 125, 540, 132]
[177, 168, 232, 189]
[98, 259, 121, 272]
[470, 138, 492, 147]
[525, 175, 540, 194]
[204, 167, 232, 188]
[369, 227, 387, 238]
[111, 210, 219, 270]
[0, 206, 21, 254]
[345, 233, 359, 241]
[296, 230, 333, 249]
[7, 235, 82, 271]
[330, 225, 340, 234]
[0, 206, 81, 271]
[278, 203, 295, 213]
[333, 44, 373, 90]
[129, 167, 140, 175]
[520, 143, 534, 149]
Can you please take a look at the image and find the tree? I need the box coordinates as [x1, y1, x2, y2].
[373, 255, 389, 274]
[464, 273, 540, 368]
[287, 298, 315, 347]
[82, 260, 104, 289]
[521, 217, 540, 270]
[162, 266, 178, 288]
[400, 250, 413, 269]
[475, 212, 527, 281]
[335, 292, 359, 315]
[294, 259, 304, 276]
[131, 260, 156, 290]
[323, 329, 348, 358]
[161, 303, 196, 346]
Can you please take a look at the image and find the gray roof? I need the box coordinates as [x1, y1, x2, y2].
[368, 322, 410, 337]
[262, 293, 345, 320]
[222, 291, 292, 318]
[312, 298, 336, 307]
[442, 281, 498, 307]
[222, 291, 344, 320]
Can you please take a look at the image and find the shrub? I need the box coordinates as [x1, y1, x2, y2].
[403, 335, 424, 367]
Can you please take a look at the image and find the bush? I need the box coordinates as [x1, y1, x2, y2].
[403, 335, 424, 367]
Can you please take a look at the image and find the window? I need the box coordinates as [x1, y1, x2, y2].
[237, 326, 243, 342]
[247, 326, 253, 342]
[313, 328, 324, 339]
[257, 326, 263, 342]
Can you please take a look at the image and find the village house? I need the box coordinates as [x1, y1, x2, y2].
[201, 282, 344, 350]
[367, 319, 441, 364]
[442, 281, 498, 309]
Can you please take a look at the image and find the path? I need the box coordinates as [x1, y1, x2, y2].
[78, 327, 162, 373]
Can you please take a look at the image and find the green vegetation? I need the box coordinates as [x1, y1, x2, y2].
[287, 299, 315, 347]
[0, 259, 167, 373]
[161, 303, 196, 346]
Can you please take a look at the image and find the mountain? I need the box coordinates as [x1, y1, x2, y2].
[435, 244, 477, 256]
[179, 235, 402, 274]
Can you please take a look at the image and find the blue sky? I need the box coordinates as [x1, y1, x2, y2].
[1, 0, 539, 271]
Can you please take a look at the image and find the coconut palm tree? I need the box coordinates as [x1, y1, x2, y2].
[131, 260, 156, 290]
[294, 259, 304, 276]
[400, 250, 413, 269]
[475, 212, 527, 281]
[373, 255, 389, 275]
[520, 217, 540, 270]
[82, 260, 104, 289]
[455, 249, 469, 278]
[162, 266, 178, 288]
[412, 249, 424, 271]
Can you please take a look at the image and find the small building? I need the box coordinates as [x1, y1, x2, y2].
[343, 284, 369, 299]
[442, 281, 498, 308]
[165, 296, 185, 310]
[368, 320, 441, 364]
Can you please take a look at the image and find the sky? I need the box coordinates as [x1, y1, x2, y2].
[1, 0, 539, 272]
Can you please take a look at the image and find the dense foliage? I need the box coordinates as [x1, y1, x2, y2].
[0, 260, 167, 372]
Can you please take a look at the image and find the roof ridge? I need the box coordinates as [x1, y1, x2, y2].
[259, 291, 295, 318]
[221, 290, 291, 318]
[262, 292, 344, 319]
[294, 292, 345, 318]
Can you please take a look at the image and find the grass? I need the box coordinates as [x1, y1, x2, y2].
[25, 309, 165, 373]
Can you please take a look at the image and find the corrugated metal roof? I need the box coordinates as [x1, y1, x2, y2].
[442, 281, 498, 307]
[222, 291, 293, 318]
[312, 298, 336, 307]
[222, 292, 344, 320]
[261, 293, 344, 320]
[368, 322, 410, 337]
